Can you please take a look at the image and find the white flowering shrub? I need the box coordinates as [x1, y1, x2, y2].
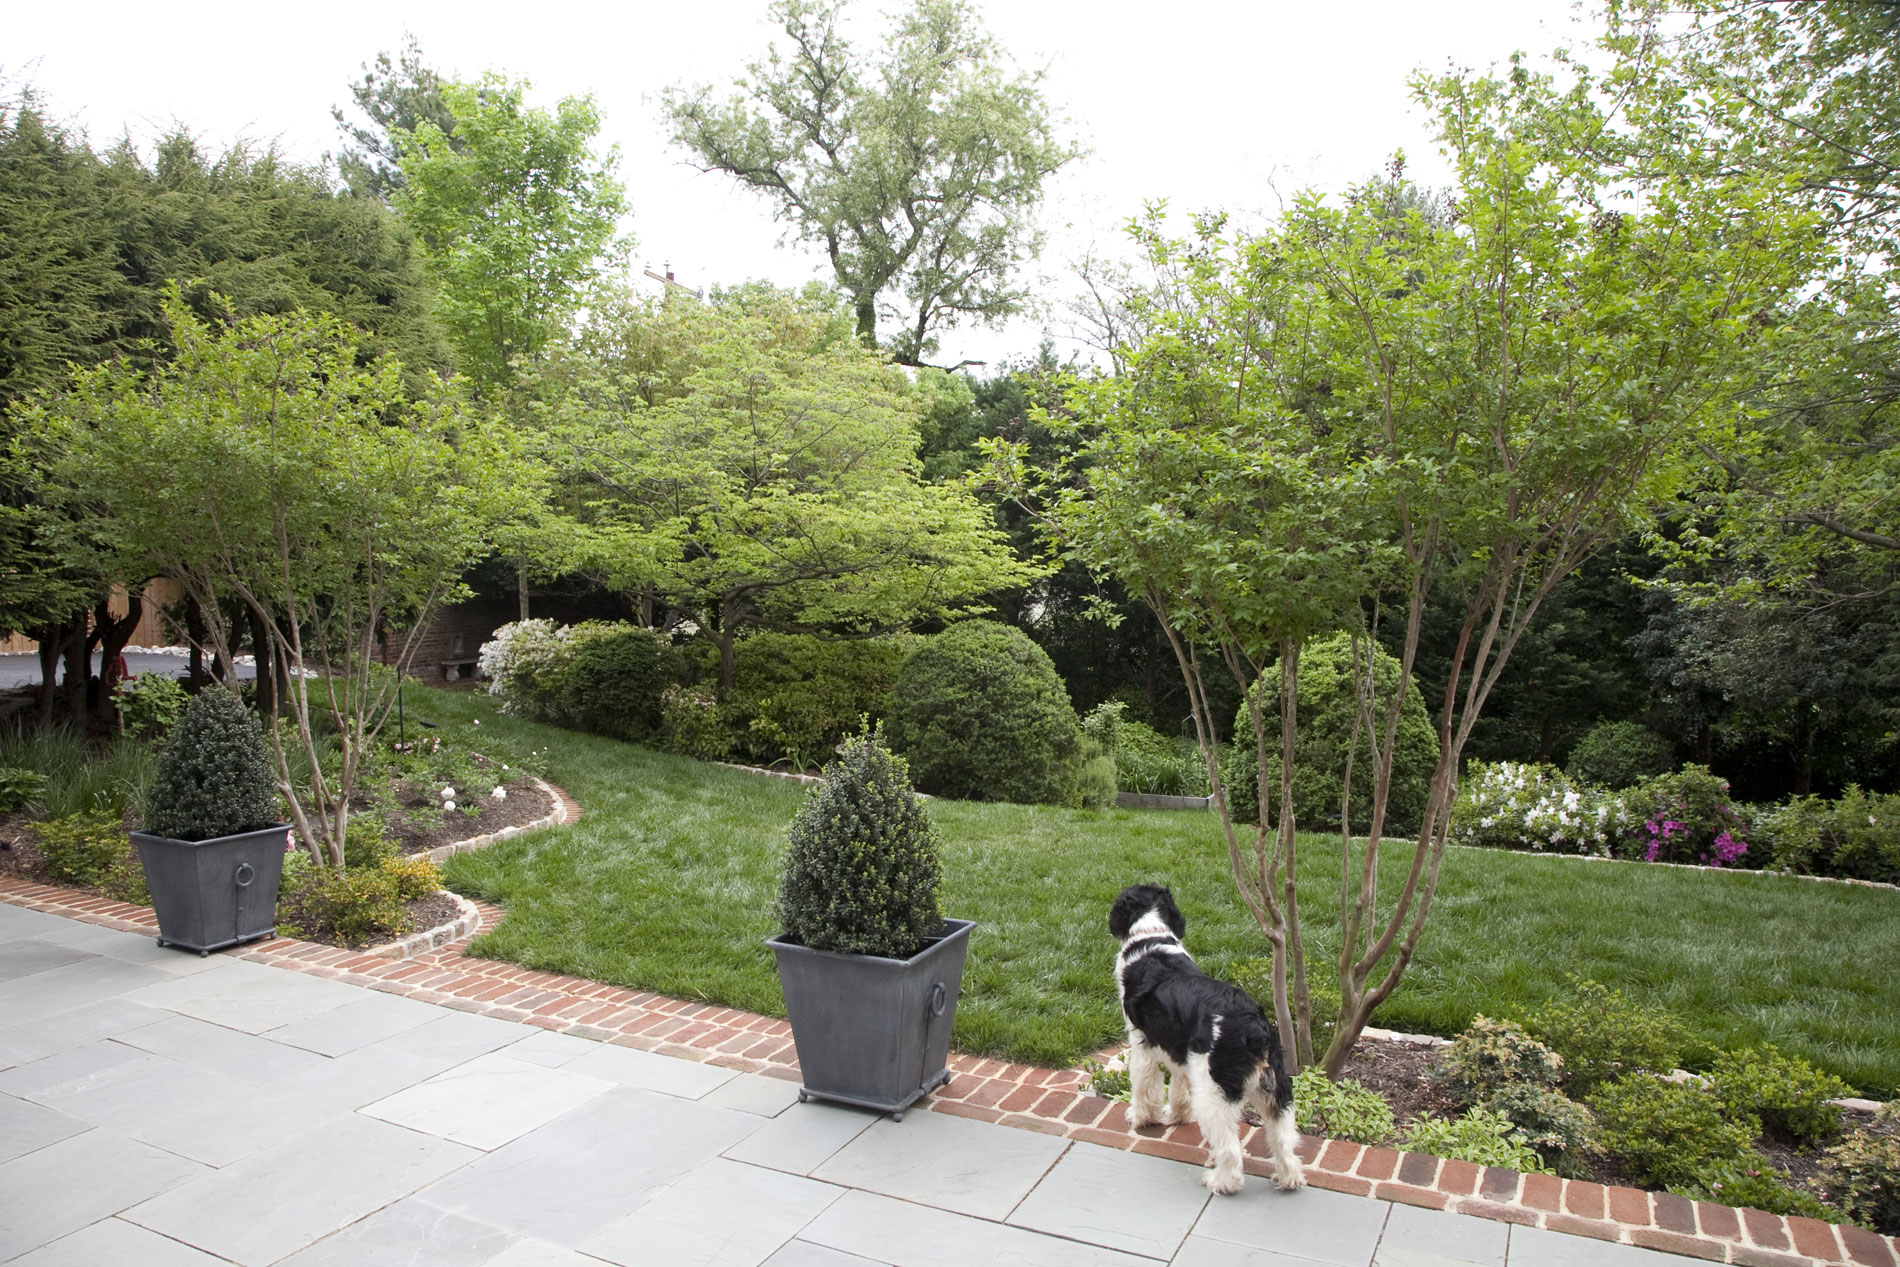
[1451, 761, 1627, 856]
[477, 619, 571, 721]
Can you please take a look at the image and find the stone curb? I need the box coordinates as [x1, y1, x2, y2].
[358, 892, 483, 961]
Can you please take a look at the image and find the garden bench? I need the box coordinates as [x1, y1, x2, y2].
[439, 658, 481, 681]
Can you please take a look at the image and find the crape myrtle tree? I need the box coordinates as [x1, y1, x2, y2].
[991, 65, 1809, 1075]
[531, 282, 1037, 692]
[23, 295, 541, 867]
[662, 0, 1080, 365]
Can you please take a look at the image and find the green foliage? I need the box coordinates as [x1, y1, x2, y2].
[884, 621, 1085, 806]
[1439, 1016, 1564, 1103]
[662, 0, 1080, 361]
[27, 297, 539, 865]
[660, 685, 733, 762]
[394, 71, 628, 390]
[0, 726, 155, 819]
[538, 287, 1035, 691]
[1819, 1108, 1900, 1235]
[777, 732, 943, 958]
[1477, 1082, 1598, 1176]
[1524, 978, 1692, 1096]
[1615, 766, 1751, 867]
[331, 35, 459, 200]
[1438, 1016, 1594, 1173]
[1708, 1046, 1851, 1145]
[147, 688, 279, 841]
[1400, 1107, 1549, 1173]
[0, 766, 47, 813]
[1080, 1057, 1131, 1102]
[1230, 633, 1441, 834]
[1672, 1157, 1834, 1220]
[1075, 737, 1118, 811]
[112, 674, 188, 742]
[36, 810, 124, 885]
[1292, 1067, 1395, 1144]
[479, 619, 571, 723]
[342, 817, 397, 871]
[559, 623, 680, 742]
[1566, 721, 1674, 790]
[1589, 1075, 1761, 1190]
[383, 852, 445, 901]
[724, 633, 907, 772]
[1752, 788, 1900, 884]
[1086, 703, 1208, 797]
[281, 864, 408, 948]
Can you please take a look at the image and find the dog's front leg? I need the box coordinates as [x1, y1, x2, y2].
[1125, 1033, 1167, 1129]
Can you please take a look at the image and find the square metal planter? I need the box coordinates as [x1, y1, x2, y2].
[131, 824, 290, 955]
[768, 918, 974, 1119]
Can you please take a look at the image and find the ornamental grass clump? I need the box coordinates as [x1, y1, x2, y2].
[777, 732, 942, 959]
[147, 687, 280, 840]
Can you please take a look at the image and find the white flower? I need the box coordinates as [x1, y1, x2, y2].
[441, 786, 457, 800]
[501, 764, 510, 770]
[443, 800, 457, 813]
[472, 719, 480, 726]
[491, 786, 506, 801]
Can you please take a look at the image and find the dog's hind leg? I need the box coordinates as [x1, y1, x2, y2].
[1164, 1056, 1192, 1126]
[1186, 1054, 1246, 1195]
[1126, 1033, 1168, 1129]
[1247, 1076, 1307, 1191]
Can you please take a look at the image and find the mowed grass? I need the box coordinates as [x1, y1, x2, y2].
[415, 686, 1900, 1094]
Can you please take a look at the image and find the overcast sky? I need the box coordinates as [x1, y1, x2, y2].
[8, 0, 1597, 367]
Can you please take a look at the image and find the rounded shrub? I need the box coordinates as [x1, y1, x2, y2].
[777, 732, 942, 959]
[1708, 1046, 1851, 1145]
[1438, 1015, 1565, 1103]
[1523, 977, 1692, 1096]
[1613, 765, 1751, 867]
[558, 622, 680, 741]
[147, 687, 280, 841]
[1588, 1074, 1760, 1191]
[1564, 720, 1674, 790]
[1229, 632, 1440, 834]
[882, 620, 1084, 806]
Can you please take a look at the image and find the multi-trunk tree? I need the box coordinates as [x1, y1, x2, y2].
[993, 65, 1810, 1075]
[23, 296, 539, 867]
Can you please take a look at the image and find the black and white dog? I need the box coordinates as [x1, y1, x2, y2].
[1109, 883, 1305, 1195]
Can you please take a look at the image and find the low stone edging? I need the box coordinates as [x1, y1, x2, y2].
[359, 892, 483, 960]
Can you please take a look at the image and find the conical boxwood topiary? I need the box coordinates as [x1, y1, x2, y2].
[148, 687, 281, 841]
[778, 732, 942, 959]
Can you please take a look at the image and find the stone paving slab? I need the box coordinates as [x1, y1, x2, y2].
[8, 1215, 232, 1267]
[579, 1156, 844, 1267]
[1, 877, 1878, 1267]
[360, 1052, 615, 1150]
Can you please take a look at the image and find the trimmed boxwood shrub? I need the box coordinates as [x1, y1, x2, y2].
[1229, 632, 1440, 835]
[778, 732, 941, 958]
[883, 620, 1084, 806]
[148, 687, 279, 841]
[1565, 720, 1674, 790]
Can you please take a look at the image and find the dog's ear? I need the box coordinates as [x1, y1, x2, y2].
[1156, 887, 1187, 939]
[1108, 888, 1141, 939]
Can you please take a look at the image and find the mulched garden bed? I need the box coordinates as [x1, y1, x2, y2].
[1330, 1032, 1886, 1196]
[380, 767, 553, 855]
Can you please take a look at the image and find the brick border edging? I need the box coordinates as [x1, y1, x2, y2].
[2, 855, 1892, 1264]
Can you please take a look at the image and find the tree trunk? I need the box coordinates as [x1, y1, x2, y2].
[517, 559, 530, 622]
[185, 594, 208, 688]
[59, 613, 91, 722]
[93, 594, 143, 727]
[854, 294, 877, 348]
[248, 607, 276, 718]
[32, 623, 61, 725]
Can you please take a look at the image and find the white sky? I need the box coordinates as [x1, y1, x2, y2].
[8, 0, 1597, 368]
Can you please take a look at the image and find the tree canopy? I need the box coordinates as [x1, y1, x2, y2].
[534, 283, 1038, 687]
[662, 0, 1080, 365]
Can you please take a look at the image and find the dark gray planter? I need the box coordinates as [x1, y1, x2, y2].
[767, 918, 974, 1119]
[131, 824, 290, 955]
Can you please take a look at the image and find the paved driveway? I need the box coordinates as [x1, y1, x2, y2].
[0, 901, 1699, 1266]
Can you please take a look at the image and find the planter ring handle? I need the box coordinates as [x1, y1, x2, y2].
[234, 862, 255, 888]
[928, 982, 947, 1018]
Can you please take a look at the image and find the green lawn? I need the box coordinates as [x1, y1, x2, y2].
[413, 686, 1900, 1095]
